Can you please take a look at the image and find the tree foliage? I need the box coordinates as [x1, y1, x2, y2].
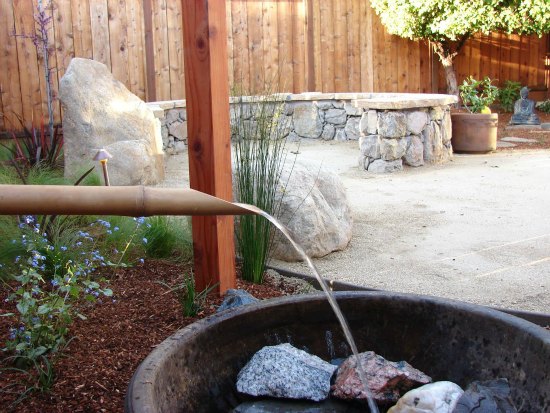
[370, 0, 550, 95]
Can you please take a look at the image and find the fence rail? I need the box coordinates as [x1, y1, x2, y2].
[0, 0, 548, 131]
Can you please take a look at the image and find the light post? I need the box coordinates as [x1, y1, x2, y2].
[93, 149, 113, 186]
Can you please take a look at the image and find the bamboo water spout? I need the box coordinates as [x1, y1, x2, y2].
[0, 185, 254, 217]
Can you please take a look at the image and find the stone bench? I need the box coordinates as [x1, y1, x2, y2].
[146, 92, 457, 173]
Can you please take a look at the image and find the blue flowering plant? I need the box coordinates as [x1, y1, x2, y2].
[2, 216, 118, 365]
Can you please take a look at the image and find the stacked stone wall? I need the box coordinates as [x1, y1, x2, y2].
[147, 92, 456, 172]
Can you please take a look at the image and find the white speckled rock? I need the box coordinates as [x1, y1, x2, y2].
[236, 343, 337, 402]
[388, 381, 464, 413]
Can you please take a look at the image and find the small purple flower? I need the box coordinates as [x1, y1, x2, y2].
[60, 246, 68, 251]
[139, 258, 144, 264]
[51, 279, 59, 287]
[142, 237, 148, 244]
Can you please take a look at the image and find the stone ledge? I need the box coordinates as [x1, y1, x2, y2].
[353, 93, 457, 110]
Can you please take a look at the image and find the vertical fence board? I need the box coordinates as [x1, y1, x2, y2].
[247, 0, 263, 92]
[397, 38, 408, 92]
[291, 0, 306, 92]
[13, 0, 43, 127]
[230, 1, 250, 91]
[308, 0, 322, 92]
[373, 13, 385, 92]
[419, 42, 431, 93]
[277, 0, 294, 91]
[500, 34, 511, 83]
[51, 0, 73, 124]
[152, 0, 170, 100]
[107, 0, 129, 86]
[361, 0, 373, 91]
[125, 0, 146, 99]
[167, 0, 184, 99]
[226, 1, 234, 89]
[262, 0, 278, 88]
[333, 0, 347, 91]
[479, 33, 491, 83]
[0, 0, 24, 129]
[348, 0, 360, 91]
[89, 0, 111, 68]
[469, 35, 481, 81]
[319, 0, 334, 92]
[72, 0, 93, 59]
[408, 40, 420, 92]
[508, 34, 520, 83]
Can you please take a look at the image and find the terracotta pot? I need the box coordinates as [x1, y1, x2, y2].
[125, 292, 550, 413]
[451, 112, 498, 153]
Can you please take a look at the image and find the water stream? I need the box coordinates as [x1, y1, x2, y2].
[235, 203, 380, 413]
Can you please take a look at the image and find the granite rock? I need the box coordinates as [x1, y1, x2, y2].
[237, 343, 337, 402]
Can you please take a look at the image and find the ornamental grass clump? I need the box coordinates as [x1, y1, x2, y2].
[232, 92, 291, 284]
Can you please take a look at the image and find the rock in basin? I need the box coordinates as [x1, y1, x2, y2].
[125, 292, 550, 413]
[236, 343, 337, 401]
[331, 351, 431, 404]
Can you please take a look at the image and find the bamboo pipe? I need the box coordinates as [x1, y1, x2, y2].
[0, 185, 255, 217]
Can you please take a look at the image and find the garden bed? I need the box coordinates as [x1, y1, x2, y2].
[0, 260, 297, 412]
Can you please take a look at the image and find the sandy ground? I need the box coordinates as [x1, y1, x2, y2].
[162, 141, 550, 313]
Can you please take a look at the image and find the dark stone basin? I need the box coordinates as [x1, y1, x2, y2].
[125, 292, 550, 412]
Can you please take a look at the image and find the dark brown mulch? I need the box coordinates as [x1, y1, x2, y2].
[0, 260, 293, 412]
[495, 110, 550, 150]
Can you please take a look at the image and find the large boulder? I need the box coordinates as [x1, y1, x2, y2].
[271, 162, 353, 262]
[59, 58, 164, 185]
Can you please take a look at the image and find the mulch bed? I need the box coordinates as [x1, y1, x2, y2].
[495, 110, 550, 150]
[0, 260, 293, 412]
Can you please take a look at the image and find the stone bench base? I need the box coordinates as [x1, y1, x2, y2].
[147, 92, 457, 173]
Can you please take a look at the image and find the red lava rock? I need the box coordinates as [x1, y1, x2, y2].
[331, 351, 432, 405]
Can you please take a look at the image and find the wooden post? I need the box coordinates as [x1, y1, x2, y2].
[181, 0, 236, 294]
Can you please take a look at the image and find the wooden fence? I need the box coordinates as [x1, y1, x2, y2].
[0, 0, 548, 131]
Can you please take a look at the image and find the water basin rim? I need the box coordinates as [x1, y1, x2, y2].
[128, 291, 550, 388]
[266, 264, 550, 326]
[125, 291, 550, 413]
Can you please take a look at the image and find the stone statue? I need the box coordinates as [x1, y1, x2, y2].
[510, 87, 540, 125]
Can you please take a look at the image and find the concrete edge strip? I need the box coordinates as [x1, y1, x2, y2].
[266, 264, 550, 328]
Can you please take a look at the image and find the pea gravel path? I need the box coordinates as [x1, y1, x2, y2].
[162, 141, 550, 313]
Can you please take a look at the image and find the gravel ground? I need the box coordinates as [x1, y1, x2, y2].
[162, 126, 550, 314]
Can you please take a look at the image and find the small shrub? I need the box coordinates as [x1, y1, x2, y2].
[538, 100, 550, 114]
[498, 80, 522, 112]
[459, 76, 499, 113]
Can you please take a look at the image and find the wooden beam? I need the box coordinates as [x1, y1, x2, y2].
[181, 0, 236, 295]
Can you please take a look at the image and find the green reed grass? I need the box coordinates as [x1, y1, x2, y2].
[232, 92, 290, 284]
